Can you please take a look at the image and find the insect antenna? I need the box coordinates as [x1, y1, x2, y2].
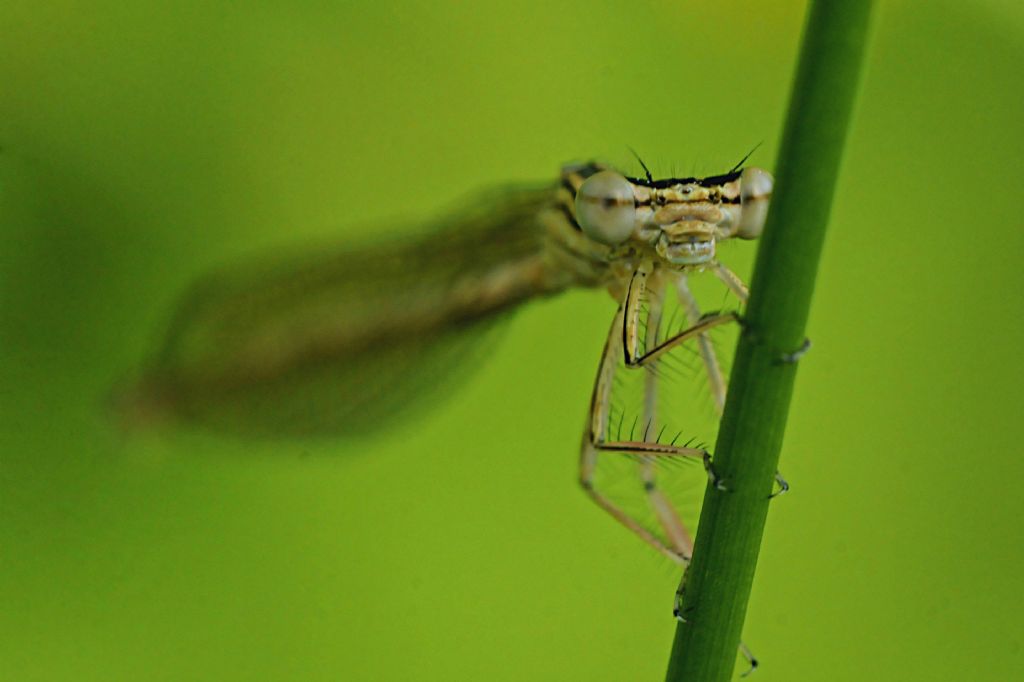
[728, 142, 764, 173]
[628, 146, 654, 184]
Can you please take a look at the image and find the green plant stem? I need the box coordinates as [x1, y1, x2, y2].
[664, 2, 874, 680]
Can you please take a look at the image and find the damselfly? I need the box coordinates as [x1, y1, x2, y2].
[120, 159, 773, 566]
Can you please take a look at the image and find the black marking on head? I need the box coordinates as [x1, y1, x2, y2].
[625, 169, 743, 190]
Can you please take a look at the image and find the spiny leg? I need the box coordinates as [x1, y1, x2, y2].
[622, 262, 739, 369]
[682, 267, 790, 500]
[620, 264, 778, 668]
[636, 279, 695, 556]
[579, 304, 712, 565]
[608, 267, 768, 667]
[713, 261, 750, 303]
[580, 306, 683, 562]
[641, 274, 663, 433]
[610, 266, 734, 562]
[681, 261, 754, 416]
[717, 260, 812, 366]
[677, 275, 729, 416]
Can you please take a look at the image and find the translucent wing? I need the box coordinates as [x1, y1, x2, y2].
[118, 186, 563, 437]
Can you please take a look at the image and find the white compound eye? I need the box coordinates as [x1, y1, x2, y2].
[574, 170, 636, 245]
[736, 167, 773, 239]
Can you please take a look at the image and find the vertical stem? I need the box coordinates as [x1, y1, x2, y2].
[665, 2, 874, 680]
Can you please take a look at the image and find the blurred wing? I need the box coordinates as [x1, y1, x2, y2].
[120, 186, 564, 437]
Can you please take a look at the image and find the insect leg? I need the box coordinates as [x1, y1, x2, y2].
[678, 272, 791, 499]
[771, 471, 790, 498]
[579, 305, 714, 564]
[676, 275, 728, 415]
[716, 261, 811, 365]
[712, 262, 750, 302]
[738, 641, 759, 677]
[673, 578, 760, 676]
[635, 281, 695, 558]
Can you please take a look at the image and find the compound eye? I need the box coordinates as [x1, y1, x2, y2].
[737, 167, 773, 239]
[574, 170, 636, 245]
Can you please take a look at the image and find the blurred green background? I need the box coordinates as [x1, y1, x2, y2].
[2, 1, 1022, 679]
